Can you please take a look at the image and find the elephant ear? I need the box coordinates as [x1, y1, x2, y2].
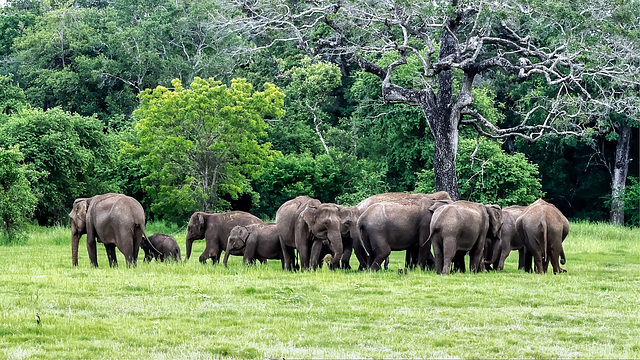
[485, 204, 503, 238]
[301, 205, 318, 229]
[240, 226, 251, 243]
[196, 213, 205, 230]
[429, 200, 452, 212]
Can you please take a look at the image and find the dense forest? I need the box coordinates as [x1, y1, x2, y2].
[0, 0, 637, 242]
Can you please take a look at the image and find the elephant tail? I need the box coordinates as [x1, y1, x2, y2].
[541, 221, 548, 264]
[560, 249, 566, 265]
[140, 228, 161, 255]
[358, 223, 372, 258]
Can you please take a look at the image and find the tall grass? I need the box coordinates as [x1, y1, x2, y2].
[0, 222, 638, 359]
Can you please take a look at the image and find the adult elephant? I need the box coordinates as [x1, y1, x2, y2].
[354, 191, 452, 270]
[185, 211, 262, 265]
[357, 197, 450, 271]
[276, 196, 344, 271]
[428, 201, 502, 274]
[69, 193, 146, 267]
[516, 199, 569, 274]
[223, 223, 283, 268]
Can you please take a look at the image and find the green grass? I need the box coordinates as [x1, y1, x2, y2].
[0, 221, 638, 359]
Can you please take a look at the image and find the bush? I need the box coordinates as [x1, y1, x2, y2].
[415, 138, 544, 206]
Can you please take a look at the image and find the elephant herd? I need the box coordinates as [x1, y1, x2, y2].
[69, 192, 570, 274]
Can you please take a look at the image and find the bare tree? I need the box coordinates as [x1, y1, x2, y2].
[221, 0, 597, 199]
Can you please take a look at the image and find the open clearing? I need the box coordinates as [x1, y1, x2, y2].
[0, 222, 638, 359]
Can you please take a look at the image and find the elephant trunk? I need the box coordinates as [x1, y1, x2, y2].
[328, 230, 343, 270]
[72, 232, 80, 266]
[185, 235, 194, 261]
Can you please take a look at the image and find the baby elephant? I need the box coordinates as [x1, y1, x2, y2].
[223, 223, 283, 268]
[141, 233, 181, 262]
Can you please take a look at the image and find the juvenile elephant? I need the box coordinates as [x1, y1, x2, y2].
[354, 191, 452, 270]
[185, 211, 262, 265]
[223, 223, 283, 267]
[337, 206, 370, 270]
[358, 197, 448, 271]
[428, 201, 502, 274]
[69, 193, 146, 267]
[276, 196, 344, 271]
[491, 205, 528, 271]
[142, 233, 181, 262]
[516, 199, 569, 274]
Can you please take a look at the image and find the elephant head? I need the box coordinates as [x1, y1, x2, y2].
[227, 225, 250, 253]
[302, 203, 344, 269]
[185, 212, 206, 260]
[69, 198, 90, 266]
[483, 204, 503, 265]
[338, 206, 360, 241]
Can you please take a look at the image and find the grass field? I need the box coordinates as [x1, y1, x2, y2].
[0, 221, 638, 359]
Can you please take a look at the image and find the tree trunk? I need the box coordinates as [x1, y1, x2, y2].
[426, 105, 460, 201]
[610, 121, 632, 225]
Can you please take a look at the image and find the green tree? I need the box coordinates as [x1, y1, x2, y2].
[0, 107, 117, 224]
[0, 145, 38, 243]
[416, 138, 544, 207]
[133, 77, 284, 223]
[0, 74, 27, 116]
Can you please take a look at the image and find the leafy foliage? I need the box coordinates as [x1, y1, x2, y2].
[0, 107, 116, 224]
[416, 138, 544, 206]
[253, 151, 389, 218]
[0, 145, 38, 243]
[133, 77, 283, 223]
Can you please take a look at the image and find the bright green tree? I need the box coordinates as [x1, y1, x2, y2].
[0, 145, 38, 243]
[133, 77, 284, 222]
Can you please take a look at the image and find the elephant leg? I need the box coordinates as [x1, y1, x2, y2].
[341, 247, 352, 270]
[309, 240, 325, 270]
[371, 245, 390, 272]
[441, 237, 457, 275]
[86, 227, 99, 267]
[280, 240, 292, 271]
[452, 251, 466, 273]
[105, 244, 118, 267]
[432, 236, 444, 274]
[517, 248, 526, 270]
[469, 237, 486, 273]
[532, 250, 545, 274]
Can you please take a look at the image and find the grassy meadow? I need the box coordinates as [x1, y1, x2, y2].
[0, 221, 638, 359]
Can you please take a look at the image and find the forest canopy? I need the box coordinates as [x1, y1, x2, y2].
[0, 0, 637, 239]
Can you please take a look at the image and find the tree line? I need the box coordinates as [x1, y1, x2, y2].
[0, 0, 637, 242]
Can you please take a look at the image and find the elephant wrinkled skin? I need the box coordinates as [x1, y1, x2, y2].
[185, 211, 262, 265]
[428, 201, 502, 274]
[142, 233, 181, 262]
[276, 196, 344, 271]
[223, 223, 283, 267]
[354, 192, 452, 271]
[516, 199, 569, 274]
[69, 193, 146, 267]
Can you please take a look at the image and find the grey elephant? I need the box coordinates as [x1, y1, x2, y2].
[276, 196, 344, 271]
[185, 211, 262, 265]
[516, 199, 569, 274]
[354, 191, 452, 270]
[142, 233, 181, 262]
[337, 206, 369, 270]
[490, 205, 528, 271]
[69, 193, 146, 267]
[428, 200, 502, 274]
[223, 223, 283, 267]
[357, 197, 450, 271]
